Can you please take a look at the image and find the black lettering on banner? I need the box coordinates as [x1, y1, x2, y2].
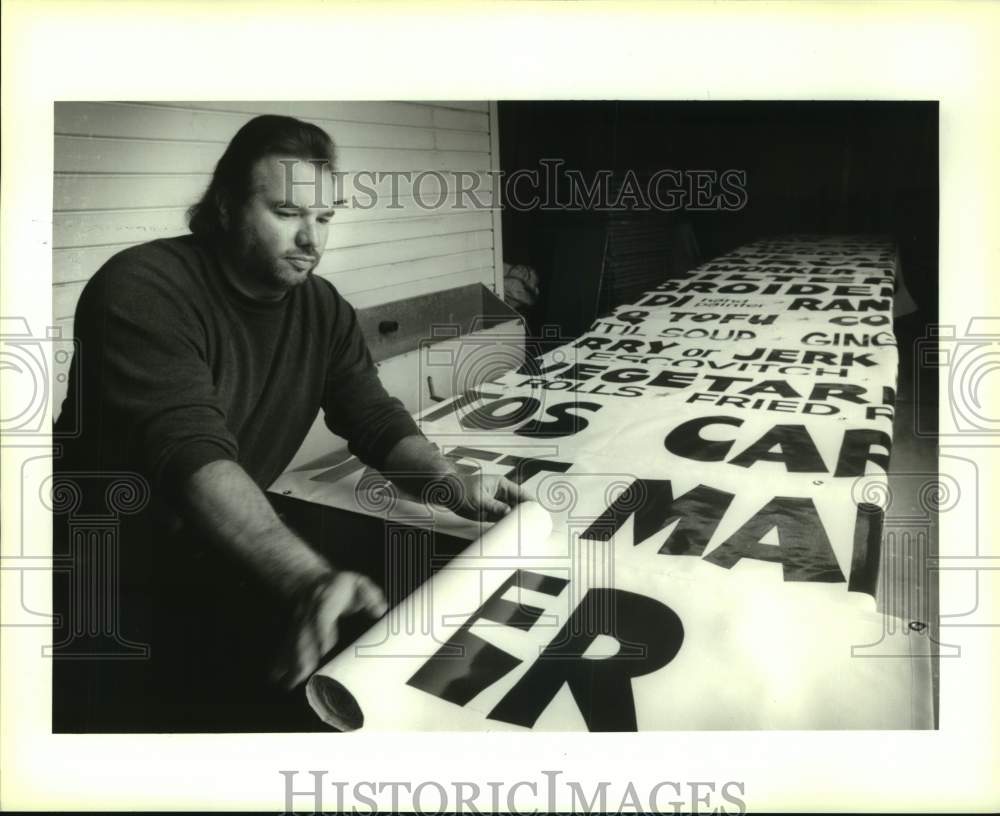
[740, 380, 799, 398]
[800, 331, 896, 347]
[618, 338, 674, 354]
[691, 272, 887, 286]
[514, 401, 603, 438]
[700, 374, 756, 392]
[633, 293, 694, 308]
[601, 367, 652, 384]
[568, 361, 703, 389]
[732, 347, 878, 367]
[445, 446, 502, 463]
[702, 497, 845, 583]
[487, 589, 684, 731]
[515, 378, 646, 399]
[497, 454, 573, 485]
[664, 415, 742, 462]
[664, 416, 890, 475]
[660, 327, 756, 341]
[832, 352, 876, 367]
[459, 396, 541, 430]
[457, 398, 602, 438]
[848, 502, 884, 598]
[407, 570, 568, 705]
[616, 310, 649, 325]
[560, 363, 607, 381]
[808, 382, 869, 404]
[789, 297, 891, 312]
[659, 280, 886, 298]
[444, 446, 573, 485]
[829, 314, 891, 327]
[833, 429, 893, 477]
[728, 425, 828, 473]
[732, 347, 768, 362]
[647, 369, 699, 389]
[866, 405, 894, 421]
[581, 478, 734, 557]
[576, 336, 613, 351]
[802, 402, 838, 416]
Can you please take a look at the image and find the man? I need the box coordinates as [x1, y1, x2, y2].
[52, 114, 526, 731]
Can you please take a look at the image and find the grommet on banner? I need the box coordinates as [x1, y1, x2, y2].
[908, 621, 928, 632]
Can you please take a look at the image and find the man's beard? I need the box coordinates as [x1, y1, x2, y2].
[232, 227, 315, 294]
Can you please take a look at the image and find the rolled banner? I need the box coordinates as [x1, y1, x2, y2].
[306, 500, 554, 731]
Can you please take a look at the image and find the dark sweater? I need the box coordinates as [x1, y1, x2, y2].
[55, 234, 419, 492]
[52, 234, 421, 731]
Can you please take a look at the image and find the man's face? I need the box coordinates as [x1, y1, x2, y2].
[229, 154, 338, 299]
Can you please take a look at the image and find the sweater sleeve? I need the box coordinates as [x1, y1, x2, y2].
[74, 250, 239, 490]
[320, 289, 421, 470]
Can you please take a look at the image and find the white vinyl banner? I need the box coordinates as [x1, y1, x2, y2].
[305, 501, 931, 731]
[269, 235, 934, 731]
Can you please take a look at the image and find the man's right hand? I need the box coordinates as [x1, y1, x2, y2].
[176, 460, 389, 689]
[271, 570, 388, 691]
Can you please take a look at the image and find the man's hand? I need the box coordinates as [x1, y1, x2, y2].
[425, 471, 531, 523]
[177, 460, 389, 690]
[271, 570, 388, 691]
[383, 435, 532, 522]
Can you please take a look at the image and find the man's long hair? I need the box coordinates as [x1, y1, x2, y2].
[187, 115, 336, 238]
